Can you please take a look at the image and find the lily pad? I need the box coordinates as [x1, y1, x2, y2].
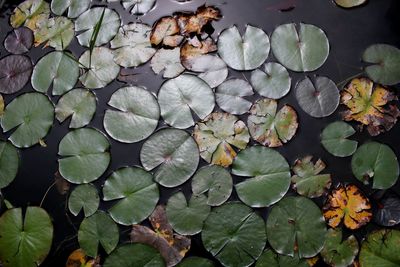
[55, 88, 97, 129]
[351, 142, 399, 189]
[0, 55, 33, 94]
[295, 76, 340, 118]
[33, 16, 74, 50]
[218, 25, 270, 70]
[103, 244, 165, 267]
[177, 257, 215, 267]
[10, 0, 50, 30]
[104, 86, 160, 143]
[251, 62, 291, 99]
[202, 202, 266, 267]
[256, 249, 309, 267]
[158, 74, 215, 129]
[375, 194, 400, 227]
[266, 196, 327, 258]
[233, 146, 291, 207]
[321, 121, 358, 157]
[108, 0, 156, 15]
[215, 79, 253, 115]
[51, 0, 90, 18]
[1, 92, 54, 148]
[103, 167, 159, 225]
[4, 27, 33, 54]
[334, 0, 367, 8]
[140, 128, 199, 188]
[151, 48, 185, 78]
[271, 23, 329, 72]
[150, 16, 181, 46]
[68, 183, 100, 217]
[58, 128, 110, 184]
[0, 207, 53, 267]
[0, 141, 19, 189]
[66, 249, 99, 267]
[31, 51, 79, 96]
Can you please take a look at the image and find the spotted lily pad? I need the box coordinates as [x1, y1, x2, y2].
[103, 244, 165, 267]
[33, 16, 74, 50]
[0, 55, 33, 94]
[51, 0, 90, 18]
[10, 0, 50, 30]
[0, 141, 19, 189]
[215, 79, 253, 115]
[256, 249, 309, 267]
[151, 48, 185, 78]
[4, 27, 33, 54]
[68, 183, 100, 217]
[321, 121, 358, 157]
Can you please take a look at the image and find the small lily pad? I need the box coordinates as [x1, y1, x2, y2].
[151, 48, 185, 78]
[4, 27, 33, 54]
[0, 141, 19, 189]
[334, 0, 367, 8]
[103, 244, 165, 267]
[51, 0, 90, 18]
[0, 55, 33, 94]
[321, 121, 358, 157]
[68, 184, 100, 217]
[216, 79, 253, 115]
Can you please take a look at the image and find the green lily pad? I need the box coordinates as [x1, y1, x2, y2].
[31, 51, 79, 96]
[140, 128, 199, 188]
[256, 249, 309, 267]
[187, 55, 228, 88]
[248, 98, 298, 148]
[321, 121, 358, 157]
[158, 74, 215, 129]
[266, 196, 327, 258]
[103, 167, 159, 225]
[191, 165, 233, 206]
[202, 202, 266, 267]
[0, 55, 33, 94]
[216, 79, 253, 115]
[321, 228, 359, 267]
[334, 0, 366, 8]
[55, 88, 97, 129]
[218, 25, 270, 71]
[0, 207, 53, 267]
[78, 211, 119, 258]
[103, 244, 165, 267]
[351, 142, 399, 189]
[33, 16, 74, 50]
[51, 0, 90, 18]
[177, 257, 215, 267]
[4, 27, 33, 55]
[1, 92, 54, 148]
[151, 48, 185, 79]
[233, 146, 291, 207]
[108, 0, 156, 14]
[362, 44, 400, 86]
[10, 0, 50, 29]
[0, 141, 19, 189]
[58, 128, 110, 184]
[251, 62, 291, 99]
[104, 86, 160, 143]
[271, 23, 329, 72]
[68, 183, 100, 217]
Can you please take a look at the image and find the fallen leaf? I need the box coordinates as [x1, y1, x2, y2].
[176, 5, 221, 36]
[66, 249, 99, 267]
[150, 16, 181, 46]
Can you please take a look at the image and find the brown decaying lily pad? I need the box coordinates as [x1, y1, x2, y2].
[0, 55, 33, 94]
[180, 37, 217, 69]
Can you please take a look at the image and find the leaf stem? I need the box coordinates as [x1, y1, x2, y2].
[39, 181, 56, 208]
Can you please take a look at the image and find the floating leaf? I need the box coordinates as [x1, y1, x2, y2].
[108, 0, 156, 15]
[0, 141, 19, 189]
[66, 249, 99, 267]
[295, 76, 340, 118]
[191, 165, 233, 206]
[291, 156, 331, 198]
[150, 16, 182, 47]
[51, 0, 90, 18]
[4, 27, 33, 54]
[176, 5, 221, 36]
[140, 128, 199, 187]
[103, 167, 159, 225]
[334, 0, 366, 8]
[0, 207, 53, 267]
[271, 23, 329, 72]
[202, 202, 266, 267]
[78, 211, 119, 258]
[104, 86, 160, 143]
[31, 51, 79, 96]
[10, 0, 50, 30]
[151, 48, 185, 78]
[267, 196, 327, 258]
[1, 92, 54, 148]
[0, 94, 4, 116]
[323, 184, 372, 230]
[215, 79, 253, 115]
[0, 55, 33, 94]
[158, 74, 215, 129]
[68, 184, 100, 217]
[374, 194, 400, 227]
[58, 128, 110, 184]
[321, 121, 358, 157]
[248, 98, 298, 147]
[180, 38, 217, 69]
[351, 142, 399, 189]
[256, 249, 309, 267]
[103, 244, 165, 267]
[177, 257, 215, 267]
[33, 16, 74, 50]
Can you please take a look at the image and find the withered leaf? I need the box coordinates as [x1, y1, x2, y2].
[66, 249, 99, 267]
[180, 37, 217, 70]
[176, 5, 221, 36]
[150, 16, 181, 47]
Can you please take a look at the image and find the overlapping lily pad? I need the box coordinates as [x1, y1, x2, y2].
[151, 48, 185, 78]
[215, 79, 253, 115]
[68, 183, 100, 217]
[321, 121, 358, 157]
[0, 55, 33, 94]
[108, 0, 157, 15]
[51, 0, 90, 18]
[0, 141, 19, 189]
[10, 0, 50, 30]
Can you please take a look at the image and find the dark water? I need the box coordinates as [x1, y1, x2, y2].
[0, 0, 399, 266]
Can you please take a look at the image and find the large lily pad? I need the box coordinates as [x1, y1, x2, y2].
[103, 244, 165, 267]
[10, 0, 50, 30]
[266, 196, 327, 258]
[151, 48, 185, 78]
[58, 128, 110, 184]
[177, 257, 215, 267]
[1, 92, 54, 148]
[33, 16, 74, 50]
[321, 121, 358, 157]
[104, 86, 160, 143]
[68, 183, 100, 217]
[0, 141, 19, 189]
[233, 146, 291, 207]
[256, 249, 309, 267]
[0, 55, 33, 94]
[215, 79, 253, 115]
[140, 128, 199, 188]
[51, 0, 90, 18]
[4, 27, 33, 54]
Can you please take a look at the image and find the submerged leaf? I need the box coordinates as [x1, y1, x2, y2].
[103, 244, 165, 267]
[4, 27, 33, 54]
[68, 184, 100, 217]
[374, 194, 400, 227]
[151, 48, 185, 78]
[51, 0, 90, 18]
[321, 121, 358, 157]
[215, 79, 253, 115]
[256, 249, 309, 267]
[0, 141, 19, 189]
[33, 16, 74, 50]
[0, 55, 33, 94]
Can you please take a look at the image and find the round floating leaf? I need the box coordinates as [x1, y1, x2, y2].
[216, 79, 253, 115]
[166, 192, 210, 235]
[108, 0, 156, 15]
[103, 167, 159, 225]
[140, 128, 199, 188]
[321, 121, 358, 157]
[186, 55, 228, 88]
[150, 16, 181, 46]
[248, 99, 298, 147]
[151, 48, 185, 78]
[351, 142, 399, 189]
[0, 55, 33, 94]
[0, 141, 19, 189]
[75, 7, 120, 47]
[103, 244, 165, 267]
[256, 249, 309, 267]
[251, 62, 291, 99]
[375, 195, 400, 227]
[4, 27, 33, 54]
[271, 23, 329, 72]
[104, 86, 160, 143]
[55, 88, 96, 129]
[58, 128, 110, 184]
[335, 0, 366, 8]
[0, 207, 53, 267]
[267, 196, 327, 258]
[177, 257, 215, 267]
[51, 0, 90, 18]
[359, 229, 400, 267]
[79, 47, 120, 89]
[31, 51, 79, 96]
[202, 202, 266, 267]
[158, 74, 215, 129]
[78, 211, 119, 258]
[1, 92, 54, 148]
[33, 16, 74, 50]
[68, 183, 100, 217]
[363, 44, 400, 85]
[218, 25, 270, 71]
[295, 76, 340, 118]
[191, 165, 233, 206]
[321, 228, 359, 267]
[10, 0, 50, 29]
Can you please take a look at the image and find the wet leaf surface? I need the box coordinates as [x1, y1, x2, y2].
[68, 184, 100, 217]
[215, 79, 253, 115]
[0, 55, 33, 94]
[0, 141, 19, 189]
[4, 27, 33, 54]
[176, 5, 221, 36]
[321, 121, 358, 157]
